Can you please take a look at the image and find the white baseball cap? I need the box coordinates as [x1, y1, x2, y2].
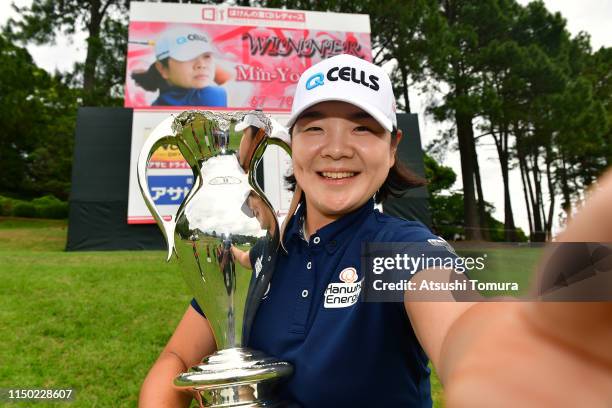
[155, 27, 214, 62]
[286, 54, 397, 132]
[235, 113, 266, 132]
[270, 118, 290, 144]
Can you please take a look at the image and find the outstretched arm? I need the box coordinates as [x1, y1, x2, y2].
[231, 245, 252, 269]
[406, 169, 612, 406]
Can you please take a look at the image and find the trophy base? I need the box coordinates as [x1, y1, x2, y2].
[174, 347, 294, 408]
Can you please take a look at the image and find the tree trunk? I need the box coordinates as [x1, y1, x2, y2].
[515, 126, 534, 240]
[544, 146, 555, 240]
[559, 151, 572, 220]
[456, 110, 482, 240]
[531, 153, 546, 242]
[503, 126, 517, 241]
[519, 155, 534, 238]
[399, 63, 412, 114]
[83, 0, 103, 104]
[472, 134, 489, 240]
[495, 126, 517, 241]
[522, 153, 539, 241]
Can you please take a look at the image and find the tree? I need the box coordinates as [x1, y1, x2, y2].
[471, 0, 524, 241]
[0, 34, 78, 199]
[503, 2, 611, 240]
[584, 47, 612, 167]
[424, 153, 526, 241]
[5, 0, 131, 106]
[428, 0, 512, 240]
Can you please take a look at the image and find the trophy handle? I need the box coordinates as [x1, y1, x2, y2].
[137, 116, 200, 262]
[246, 135, 291, 215]
[241, 135, 292, 345]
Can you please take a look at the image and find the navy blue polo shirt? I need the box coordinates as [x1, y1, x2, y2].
[153, 85, 227, 107]
[243, 198, 457, 407]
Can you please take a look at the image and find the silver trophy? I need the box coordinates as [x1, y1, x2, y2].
[137, 110, 293, 407]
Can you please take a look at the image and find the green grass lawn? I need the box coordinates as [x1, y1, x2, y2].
[0, 217, 191, 407]
[0, 217, 541, 407]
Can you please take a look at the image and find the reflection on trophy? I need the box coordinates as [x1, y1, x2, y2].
[137, 110, 293, 407]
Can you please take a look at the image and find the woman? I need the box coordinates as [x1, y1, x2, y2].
[139, 54, 612, 407]
[132, 27, 227, 107]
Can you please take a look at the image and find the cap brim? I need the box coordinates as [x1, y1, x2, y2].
[235, 121, 249, 132]
[235, 117, 266, 132]
[286, 96, 394, 132]
[241, 191, 254, 217]
[171, 46, 215, 62]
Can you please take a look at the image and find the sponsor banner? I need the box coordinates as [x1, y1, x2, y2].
[125, 3, 371, 109]
[127, 109, 293, 224]
[128, 2, 369, 38]
[146, 175, 194, 205]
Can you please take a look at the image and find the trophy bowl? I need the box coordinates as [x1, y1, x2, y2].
[137, 110, 294, 407]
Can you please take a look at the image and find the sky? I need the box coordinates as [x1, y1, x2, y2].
[1, 0, 610, 237]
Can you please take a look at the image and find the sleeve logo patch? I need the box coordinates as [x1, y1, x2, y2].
[254, 255, 263, 278]
[428, 237, 458, 256]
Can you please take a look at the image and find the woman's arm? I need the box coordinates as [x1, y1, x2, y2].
[231, 245, 252, 269]
[405, 169, 612, 406]
[139, 306, 217, 407]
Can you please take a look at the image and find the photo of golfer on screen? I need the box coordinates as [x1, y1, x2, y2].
[131, 26, 228, 107]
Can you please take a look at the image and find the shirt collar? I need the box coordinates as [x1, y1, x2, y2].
[283, 198, 375, 252]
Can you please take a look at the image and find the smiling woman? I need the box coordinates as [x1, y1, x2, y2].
[139, 54, 461, 407]
[131, 26, 227, 107]
[241, 54, 467, 407]
[290, 101, 415, 231]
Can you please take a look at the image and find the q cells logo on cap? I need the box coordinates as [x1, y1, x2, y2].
[305, 72, 325, 90]
[176, 34, 208, 45]
[326, 65, 380, 91]
[305, 66, 380, 92]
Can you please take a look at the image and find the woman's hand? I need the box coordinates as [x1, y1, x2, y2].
[231, 245, 251, 269]
[442, 169, 612, 407]
[442, 301, 612, 407]
[139, 306, 216, 407]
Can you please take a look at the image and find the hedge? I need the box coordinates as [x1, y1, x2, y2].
[0, 195, 68, 219]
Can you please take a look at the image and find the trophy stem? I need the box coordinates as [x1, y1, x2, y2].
[174, 348, 293, 408]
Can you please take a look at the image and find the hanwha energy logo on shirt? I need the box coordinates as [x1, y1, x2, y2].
[339, 267, 358, 283]
[324, 267, 362, 308]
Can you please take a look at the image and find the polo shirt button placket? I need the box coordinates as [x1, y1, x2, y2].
[313, 236, 321, 244]
[290, 246, 315, 334]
